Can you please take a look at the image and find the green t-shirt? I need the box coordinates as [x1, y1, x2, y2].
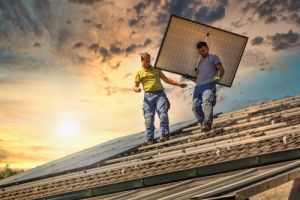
[135, 66, 164, 92]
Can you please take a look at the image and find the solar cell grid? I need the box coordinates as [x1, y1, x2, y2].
[155, 15, 248, 87]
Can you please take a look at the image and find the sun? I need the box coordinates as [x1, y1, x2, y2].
[57, 119, 78, 139]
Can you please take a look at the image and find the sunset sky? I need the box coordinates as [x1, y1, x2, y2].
[0, 0, 299, 170]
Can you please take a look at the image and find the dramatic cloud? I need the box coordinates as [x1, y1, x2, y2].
[231, 19, 248, 28]
[82, 19, 92, 24]
[242, 0, 300, 24]
[33, 0, 54, 36]
[143, 38, 152, 47]
[153, 0, 228, 27]
[0, 0, 55, 42]
[73, 42, 85, 49]
[123, 73, 133, 79]
[56, 28, 73, 50]
[99, 47, 110, 61]
[109, 61, 121, 69]
[0, 48, 18, 65]
[128, 0, 160, 27]
[241, 49, 270, 71]
[251, 36, 264, 45]
[125, 44, 138, 54]
[195, 4, 226, 23]
[68, 0, 102, 5]
[289, 13, 300, 26]
[0, 149, 8, 161]
[88, 43, 100, 53]
[267, 30, 300, 51]
[217, 93, 227, 104]
[95, 24, 103, 29]
[33, 42, 42, 48]
[110, 44, 122, 55]
[104, 86, 132, 96]
[0, 78, 29, 85]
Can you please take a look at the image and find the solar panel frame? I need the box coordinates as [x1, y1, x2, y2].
[154, 15, 248, 87]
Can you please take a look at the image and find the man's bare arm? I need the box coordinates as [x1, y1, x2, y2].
[160, 74, 187, 88]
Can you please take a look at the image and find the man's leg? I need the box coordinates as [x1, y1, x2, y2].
[143, 93, 156, 143]
[192, 85, 205, 125]
[202, 84, 216, 129]
[156, 92, 170, 139]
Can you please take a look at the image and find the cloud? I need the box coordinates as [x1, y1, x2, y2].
[56, 28, 72, 50]
[68, 0, 103, 5]
[0, 77, 29, 85]
[216, 93, 227, 104]
[0, 47, 18, 65]
[82, 19, 92, 24]
[110, 61, 121, 69]
[73, 42, 85, 49]
[33, 42, 42, 48]
[123, 72, 133, 79]
[267, 30, 300, 51]
[167, 0, 191, 16]
[110, 44, 122, 55]
[241, 49, 270, 70]
[0, 0, 55, 43]
[154, 0, 228, 26]
[125, 44, 138, 54]
[154, 12, 169, 26]
[0, 149, 9, 161]
[242, 0, 299, 24]
[99, 47, 110, 62]
[251, 36, 264, 45]
[33, 0, 55, 36]
[231, 19, 248, 28]
[288, 13, 300, 26]
[195, 4, 226, 23]
[143, 38, 152, 47]
[134, 1, 147, 16]
[95, 24, 102, 29]
[104, 86, 132, 96]
[128, 0, 161, 27]
[88, 43, 100, 53]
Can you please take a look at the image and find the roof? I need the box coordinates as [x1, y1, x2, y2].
[0, 95, 300, 200]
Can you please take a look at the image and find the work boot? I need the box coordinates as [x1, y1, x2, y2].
[147, 139, 154, 145]
[202, 123, 212, 132]
[158, 135, 169, 143]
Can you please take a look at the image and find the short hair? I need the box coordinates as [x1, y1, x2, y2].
[141, 52, 151, 61]
[196, 41, 208, 49]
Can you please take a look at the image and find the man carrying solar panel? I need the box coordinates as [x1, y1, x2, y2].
[185, 41, 225, 131]
[133, 52, 187, 145]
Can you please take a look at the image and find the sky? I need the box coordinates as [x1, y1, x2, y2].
[0, 0, 299, 170]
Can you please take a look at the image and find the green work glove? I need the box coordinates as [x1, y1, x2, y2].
[213, 76, 221, 83]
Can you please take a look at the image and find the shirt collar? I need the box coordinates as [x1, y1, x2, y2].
[142, 65, 153, 71]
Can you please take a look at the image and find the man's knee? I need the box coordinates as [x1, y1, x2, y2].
[202, 101, 213, 116]
[159, 112, 169, 123]
[144, 115, 154, 129]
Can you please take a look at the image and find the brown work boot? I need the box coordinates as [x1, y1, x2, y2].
[202, 123, 211, 132]
[147, 139, 154, 145]
[158, 135, 169, 143]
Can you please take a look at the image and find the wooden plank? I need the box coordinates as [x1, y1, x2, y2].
[158, 169, 256, 200]
[234, 167, 300, 199]
[127, 180, 193, 200]
[191, 160, 300, 199]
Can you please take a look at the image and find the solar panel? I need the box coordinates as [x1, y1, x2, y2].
[154, 15, 248, 87]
